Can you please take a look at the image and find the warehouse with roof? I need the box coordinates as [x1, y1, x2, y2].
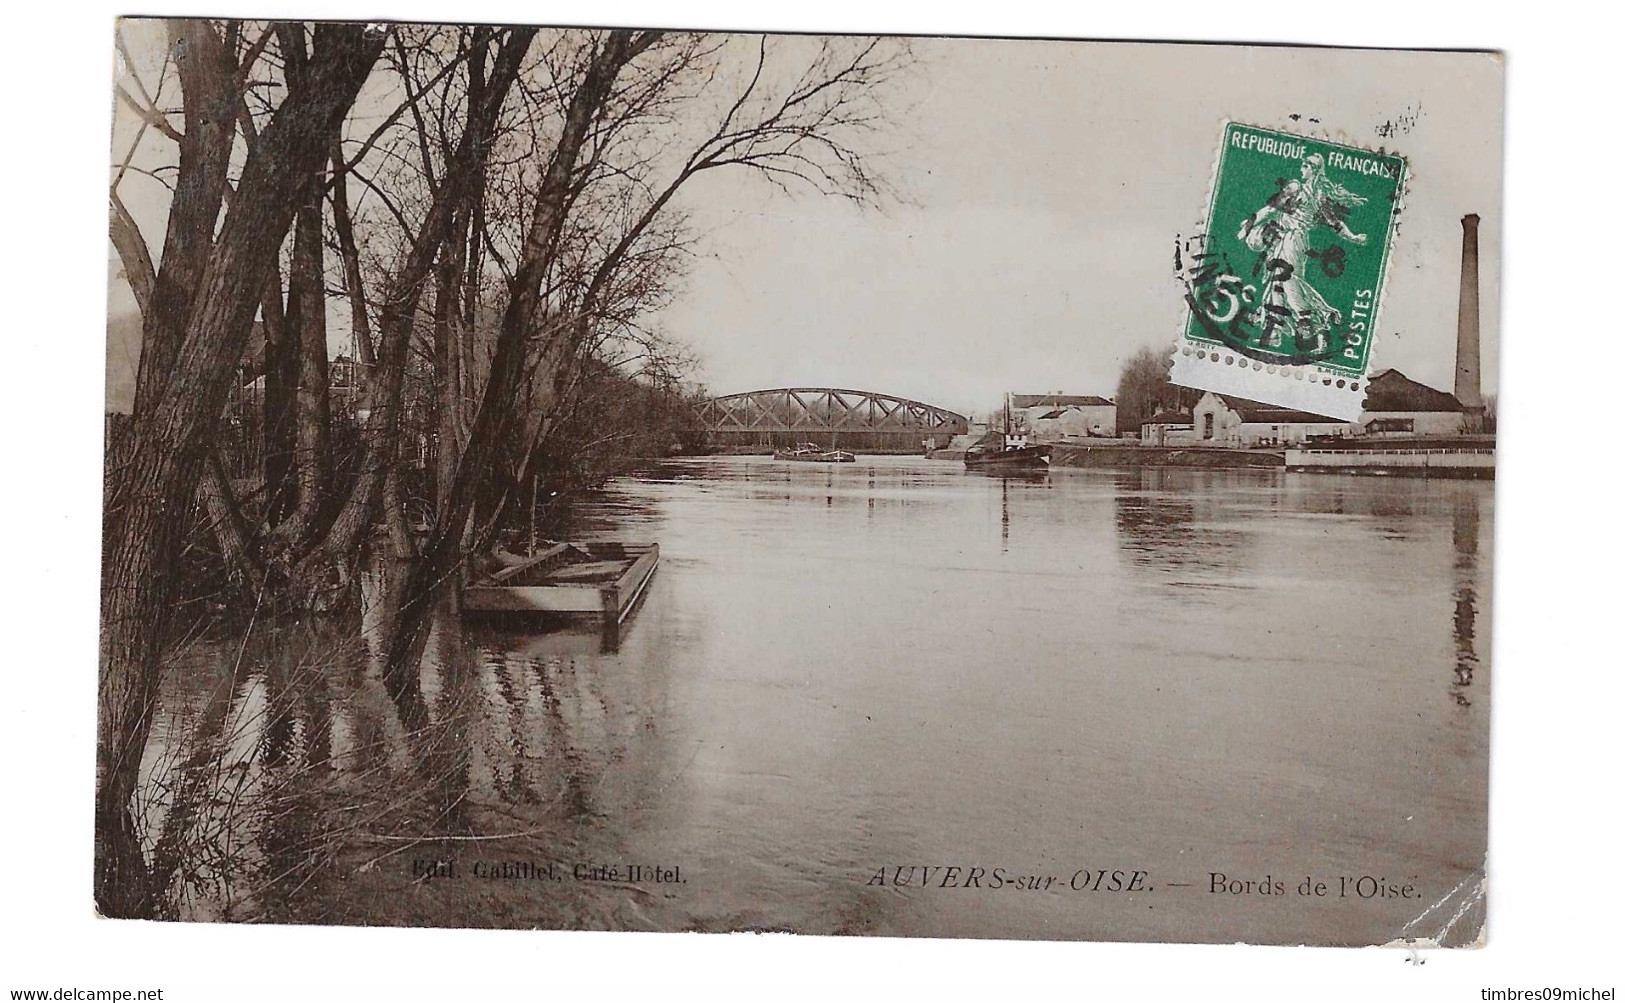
[1011, 394, 1117, 439]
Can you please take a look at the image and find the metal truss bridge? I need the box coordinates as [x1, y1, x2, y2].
[698, 387, 969, 453]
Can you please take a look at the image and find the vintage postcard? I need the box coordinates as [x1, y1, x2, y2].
[101, 21, 1501, 946]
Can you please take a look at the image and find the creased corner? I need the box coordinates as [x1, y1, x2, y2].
[1388, 866, 1486, 950]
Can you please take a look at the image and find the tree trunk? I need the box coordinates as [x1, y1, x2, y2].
[198, 450, 264, 597]
[126, 21, 237, 416]
[260, 267, 297, 528]
[279, 26, 333, 549]
[281, 170, 334, 547]
[433, 246, 461, 514]
[307, 28, 535, 568]
[383, 31, 654, 695]
[98, 21, 384, 918]
[329, 139, 374, 367]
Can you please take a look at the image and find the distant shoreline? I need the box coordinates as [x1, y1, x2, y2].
[684, 438, 1494, 471]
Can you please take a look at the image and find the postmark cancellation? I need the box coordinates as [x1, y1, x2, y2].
[1170, 122, 1408, 421]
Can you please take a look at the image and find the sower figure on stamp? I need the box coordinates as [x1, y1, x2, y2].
[1237, 153, 1368, 354]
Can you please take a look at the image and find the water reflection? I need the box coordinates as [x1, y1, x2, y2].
[135, 456, 1491, 942]
[1111, 468, 1254, 574]
[135, 603, 662, 922]
[1451, 488, 1484, 707]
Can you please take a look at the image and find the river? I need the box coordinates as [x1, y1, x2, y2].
[135, 456, 1490, 944]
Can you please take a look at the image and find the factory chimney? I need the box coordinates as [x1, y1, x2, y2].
[1455, 213, 1485, 431]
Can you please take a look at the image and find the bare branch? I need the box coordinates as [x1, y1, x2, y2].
[109, 189, 157, 315]
[115, 84, 183, 143]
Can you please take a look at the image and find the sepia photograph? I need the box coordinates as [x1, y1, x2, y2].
[5, 0, 1624, 993]
[93, 19, 1508, 949]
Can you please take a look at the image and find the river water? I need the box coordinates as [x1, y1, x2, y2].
[136, 456, 1490, 944]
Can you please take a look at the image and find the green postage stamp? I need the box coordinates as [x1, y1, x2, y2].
[1170, 122, 1408, 420]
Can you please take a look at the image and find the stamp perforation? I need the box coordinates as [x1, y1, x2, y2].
[1171, 119, 1410, 420]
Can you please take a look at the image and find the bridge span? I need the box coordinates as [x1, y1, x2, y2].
[698, 387, 969, 453]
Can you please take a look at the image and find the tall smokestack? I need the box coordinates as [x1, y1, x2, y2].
[1455, 214, 1485, 429]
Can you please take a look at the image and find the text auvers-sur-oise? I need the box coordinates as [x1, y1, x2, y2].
[866, 866, 1152, 892]
[410, 860, 684, 884]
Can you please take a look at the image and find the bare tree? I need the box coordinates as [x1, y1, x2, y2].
[300, 26, 537, 579]
[101, 23, 915, 916]
[1116, 344, 1198, 432]
[101, 19, 384, 917]
[380, 31, 912, 689]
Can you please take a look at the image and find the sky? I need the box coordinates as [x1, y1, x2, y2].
[653, 39, 1503, 416]
[108, 31, 1503, 419]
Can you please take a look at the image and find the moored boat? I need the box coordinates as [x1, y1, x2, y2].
[964, 394, 1051, 471]
[963, 438, 1051, 470]
[774, 443, 856, 462]
[464, 541, 659, 625]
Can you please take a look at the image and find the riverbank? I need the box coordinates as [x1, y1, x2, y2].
[924, 443, 1285, 468]
[708, 445, 927, 456]
[1051, 444, 1285, 468]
